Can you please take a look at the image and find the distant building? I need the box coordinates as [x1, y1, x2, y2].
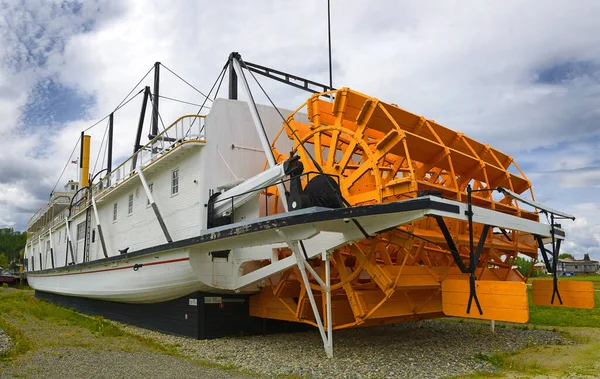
[559, 257, 599, 275]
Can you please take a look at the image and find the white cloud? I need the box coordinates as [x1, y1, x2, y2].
[0, 0, 599, 258]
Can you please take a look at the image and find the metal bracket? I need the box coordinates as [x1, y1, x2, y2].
[534, 214, 563, 305]
[435, 185, 492, 315]
[275, 230, 333, 358]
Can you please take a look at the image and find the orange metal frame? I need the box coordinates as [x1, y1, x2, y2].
[250, 88, 545, 328]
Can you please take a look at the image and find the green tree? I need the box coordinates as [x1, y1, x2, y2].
[0, 253, 9, 270]
[584, 253, 591, 261]
[0, 228, 27, 267]
[515, 256, 533, 277]
[558, 253, 574, 260]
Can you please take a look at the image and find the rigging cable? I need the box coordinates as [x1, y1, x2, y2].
[235, 59, 277, 165]
[49, 137, 81, 195]
[114, 64, 155, 111]
[327, 0, 333, 89]
[161, 64, 213, 102]
[50, 64, 154, 197]
[183, 62, 228, 139]
[148, 91, 168, 137]
[156, 94, 207, 108]
[91, 117, 110, 175]
[83, 89, 144, 132]
[192, 62, 229, 135]
[239, 56, 370, 239]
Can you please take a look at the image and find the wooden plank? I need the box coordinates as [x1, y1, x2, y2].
[442, 279, 529, 323]
[531, 280, 595, 309]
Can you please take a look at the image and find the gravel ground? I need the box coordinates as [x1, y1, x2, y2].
[117, 320, 572, 379]
[0, 310, 253, 379]
[0, 327, 11, 355]
[0, 347, 252, 379]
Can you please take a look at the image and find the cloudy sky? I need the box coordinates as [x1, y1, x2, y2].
[0, 0, 598, 258]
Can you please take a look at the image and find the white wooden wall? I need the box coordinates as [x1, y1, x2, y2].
[27, 99, 292, 271]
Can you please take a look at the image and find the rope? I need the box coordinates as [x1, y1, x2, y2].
[217, 146, 238, 180]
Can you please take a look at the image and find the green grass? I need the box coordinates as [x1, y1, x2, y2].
[473, 352, 506, 366]
[0, 291, 123, 338]
[528, 289, 600, 328]
[442, 281, 600, 378]
[0, 289, 251, 375]
[529, 274, 600, 281]
[0, 316, 31, 359]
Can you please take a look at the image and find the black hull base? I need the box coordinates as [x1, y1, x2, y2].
[35, 290, 311, 339]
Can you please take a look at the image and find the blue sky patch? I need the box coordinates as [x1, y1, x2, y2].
[21, 77, 94, 130]
[535, 60, 600, 84]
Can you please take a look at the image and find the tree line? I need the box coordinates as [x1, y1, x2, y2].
[0, 228, 27, 270]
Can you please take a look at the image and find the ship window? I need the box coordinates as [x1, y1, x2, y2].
[92, 229, 96, 243]
[58, 231, 61, 244]
[172, 169, 179, 195]
[76, 222, 86, 241]
[113, 203, 118, 221]
[147, 183, 153, 206]
[128, 193, 134, 215]
[71, 185, 75, 191]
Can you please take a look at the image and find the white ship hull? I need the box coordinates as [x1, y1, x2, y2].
[27, 249, 208, 303]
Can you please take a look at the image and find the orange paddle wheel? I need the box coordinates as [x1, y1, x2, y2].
[250, 88, 542, 328]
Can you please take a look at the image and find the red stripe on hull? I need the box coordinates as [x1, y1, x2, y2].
[28, 257, 190, 278]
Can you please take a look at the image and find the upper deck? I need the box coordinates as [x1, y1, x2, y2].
[27, 114, 207, 241]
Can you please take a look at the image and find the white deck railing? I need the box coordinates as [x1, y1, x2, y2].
[28, 114, 206, 241]
[97, 114, 205, 193]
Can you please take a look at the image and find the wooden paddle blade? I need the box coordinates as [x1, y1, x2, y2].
[532, 280, 595, 309]
[442, 279, 529, 323]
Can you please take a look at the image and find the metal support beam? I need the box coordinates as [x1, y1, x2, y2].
[49, 227, 55, 269]
[231, 54, 289, 211]
[293, 244, 333, 358]
[138, 162, 172, 243]
[497, 187, 575, 220]
[275, 229, 333, 357]
[91, 194, 109, 258]
[231, 56, 276, 168]
[38, 235, 43, 269]
[228, 57, 238, 100]
[64, 217, 76, 265]
[107, 113, 113, 173]
[132, 87, 150, 170]
[152, 62, 160, 136]
[243, 61, 335, 94]
[324, 251, 333, 356]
